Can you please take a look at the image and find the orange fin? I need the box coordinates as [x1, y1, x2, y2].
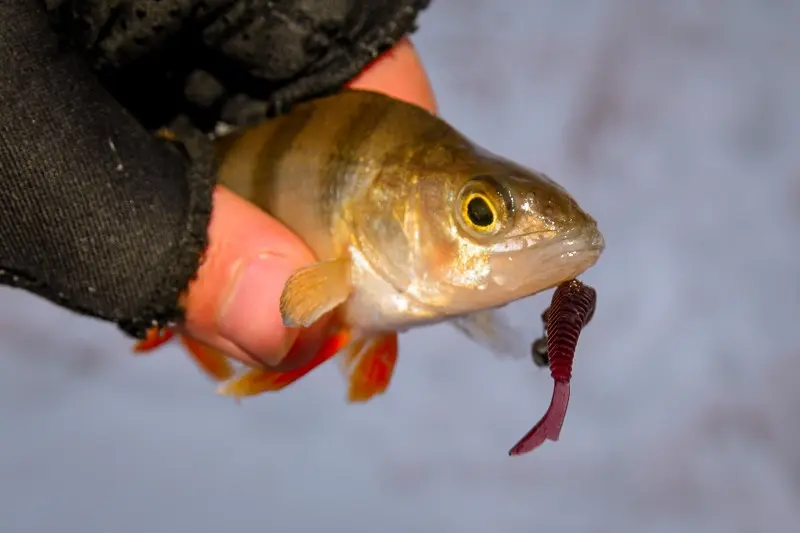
[133, 327, 175, 353]
[340, 333, 398, 403]
[178, 336, 236, 381]
[132, 326, 234, 381]
[217, 328, 352, 398]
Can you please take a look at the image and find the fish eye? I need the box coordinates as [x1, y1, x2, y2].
[465, 194, 495, 228]
[457, 176, 513, 237]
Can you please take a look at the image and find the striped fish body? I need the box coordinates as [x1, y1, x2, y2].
[136, 89, 605, 404]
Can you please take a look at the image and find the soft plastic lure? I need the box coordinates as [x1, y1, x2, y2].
[508, 279, 597, 456]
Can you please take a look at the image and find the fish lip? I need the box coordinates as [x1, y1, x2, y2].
[553, 225, 605, 259]
[588, 227, 606, 251]
[490, 226, 603, 299]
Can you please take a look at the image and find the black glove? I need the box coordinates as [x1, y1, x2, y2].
[0, 0, 430, 338]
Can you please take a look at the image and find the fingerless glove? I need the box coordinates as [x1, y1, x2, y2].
[0, 0, 430, 338]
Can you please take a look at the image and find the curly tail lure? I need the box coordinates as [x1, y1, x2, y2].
[508, 279, 597, 456]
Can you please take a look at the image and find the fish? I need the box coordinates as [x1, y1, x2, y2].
[508, 278, 597, 456]
[135, 88, 605, 404]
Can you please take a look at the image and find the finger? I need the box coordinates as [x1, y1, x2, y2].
[179, 188, 322, 370]
[348, 37, 438, 113]
[179, 37, 437, 371]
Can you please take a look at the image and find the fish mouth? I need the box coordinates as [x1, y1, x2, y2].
[541, 225, 604, 286]
[487, 225, 605, 300]
[556, 225, 605, 259]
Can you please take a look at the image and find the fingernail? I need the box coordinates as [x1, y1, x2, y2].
[217, 253, 299, 366]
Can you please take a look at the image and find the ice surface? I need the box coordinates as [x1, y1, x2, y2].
[2, 1, 799, 532]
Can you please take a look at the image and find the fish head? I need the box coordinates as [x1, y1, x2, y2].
[423, 156, 604, 312]
[352, 142, 605, 317]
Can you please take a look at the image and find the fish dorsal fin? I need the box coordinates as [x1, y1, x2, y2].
[280, 257, 352, 328]
[449, 308, 527, 359]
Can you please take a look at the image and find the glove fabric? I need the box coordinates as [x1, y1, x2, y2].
[0, 0, 430, 338]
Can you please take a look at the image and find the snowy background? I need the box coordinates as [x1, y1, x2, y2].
[2, 1, 799, 532]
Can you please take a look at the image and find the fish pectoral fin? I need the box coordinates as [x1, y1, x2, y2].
[280, 257, 352, 328]
[449, 309, 526, 359]
[339, 332, 398, 403]
[178, 337, 237, 381]
[216, 328, 353, 398]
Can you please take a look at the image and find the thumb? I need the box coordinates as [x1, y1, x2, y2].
[179, 187, 326, 370]
[178, 37, 436, 371]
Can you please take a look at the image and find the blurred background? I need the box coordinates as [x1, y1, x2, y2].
[2, 1, 799, 532]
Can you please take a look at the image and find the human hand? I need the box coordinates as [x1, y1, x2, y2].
[0, 1, 431, 355]
[175, 38, 438, 371]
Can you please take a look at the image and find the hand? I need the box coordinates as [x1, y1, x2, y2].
[175, 38, 438, 371]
